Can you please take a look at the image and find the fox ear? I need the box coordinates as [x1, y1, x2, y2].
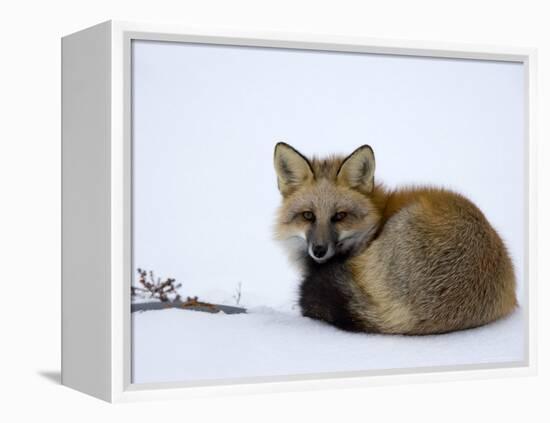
[337, 145, 375, 194]
[274, 142, 314, 196]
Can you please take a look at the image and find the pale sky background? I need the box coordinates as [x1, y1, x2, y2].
[132, 40, 524, 311]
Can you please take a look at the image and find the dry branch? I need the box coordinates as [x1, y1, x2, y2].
[132, 268, 182, 302]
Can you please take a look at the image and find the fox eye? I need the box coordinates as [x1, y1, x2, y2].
[302, 211, 315, 222]
[332, 212, 348, 222]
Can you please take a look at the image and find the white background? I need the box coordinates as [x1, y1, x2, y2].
[0, 1, 548, 422]
[133, 40, 524, 310]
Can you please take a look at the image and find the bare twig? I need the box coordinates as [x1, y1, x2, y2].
[233, 282, 242, 306]
[132, 268, 182, 302]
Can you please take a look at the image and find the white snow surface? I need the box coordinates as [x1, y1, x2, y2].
[132, 305, 525, 384]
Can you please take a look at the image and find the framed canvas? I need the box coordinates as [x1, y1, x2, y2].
[61, 20, 537, 402]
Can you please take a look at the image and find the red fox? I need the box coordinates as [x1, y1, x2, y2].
[274, 142, 517, 335]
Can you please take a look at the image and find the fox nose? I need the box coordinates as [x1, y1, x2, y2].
[312, 245, 328, 258]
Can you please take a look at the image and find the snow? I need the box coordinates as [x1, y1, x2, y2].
[132, 305, 525, 384]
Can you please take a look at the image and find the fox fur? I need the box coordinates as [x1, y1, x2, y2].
[273, 142, 517, 335]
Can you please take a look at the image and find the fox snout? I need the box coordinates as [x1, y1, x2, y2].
[308, 241, 335, 263]
[306, 227, 337, 263]
[307, 243, 334, 263]
[311, 244, 329, 259]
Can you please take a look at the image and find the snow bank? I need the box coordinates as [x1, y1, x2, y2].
[132, 306, 524, 384]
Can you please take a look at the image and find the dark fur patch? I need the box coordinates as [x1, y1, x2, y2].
[299, 255, 366, 332]
[359, 160, 369, 178]
[279, 159, 295, 181]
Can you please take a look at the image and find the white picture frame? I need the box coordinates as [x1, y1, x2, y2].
[61, 20, 537, 403]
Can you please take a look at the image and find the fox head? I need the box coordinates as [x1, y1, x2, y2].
[274, 142, 382, 265]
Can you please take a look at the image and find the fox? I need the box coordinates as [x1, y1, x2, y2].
[273, 142, 517, 335]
